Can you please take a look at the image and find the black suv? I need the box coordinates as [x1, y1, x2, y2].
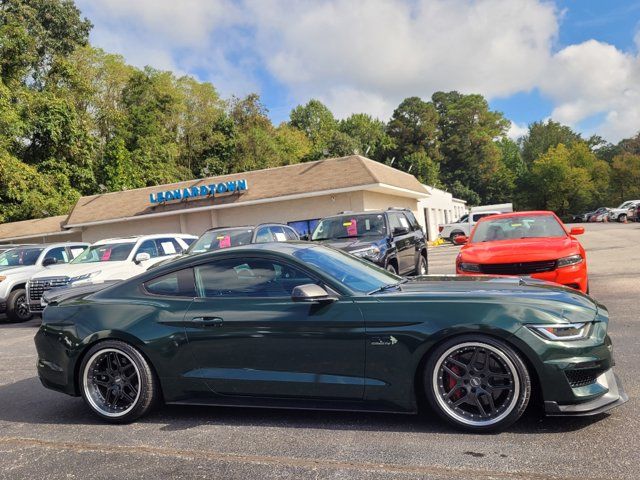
[310, 208, 427, 275]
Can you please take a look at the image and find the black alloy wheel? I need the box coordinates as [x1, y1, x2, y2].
[80, 340, 159, 423]
[425, 336, 531, 432]
[6, 289, 32, 323]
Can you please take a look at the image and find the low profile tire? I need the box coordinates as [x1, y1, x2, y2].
[416, 254, 428, 275]
[80, 340, 159, 423]
[6, 288, 32, 323]
[424, 335, 531, 432]
[386, 263, 398, 275]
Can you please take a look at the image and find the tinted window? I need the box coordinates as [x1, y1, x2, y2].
[388, 212, 410, 233]
[45, 247, 69, 264]
[404, 211, 419, 230]
[284, 227, 299, 241]
[254, 227, 274, 243]
[266, 226, 288, 242]
[0, 247, 44, 266]
[471, 213, 495, 222]
[145, 269, 196, 297]
[137, 240, 159, 258]
[471, 214, 567, 242]
[194, 258, 316, 298]
[311, 214, 387, 240]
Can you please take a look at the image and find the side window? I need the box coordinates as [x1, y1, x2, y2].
[194, 258, 316, 298]
[254, 227, 274, 243]
[388, 212, 409, 234]
[404, 211, 419, 230]
[269, 226, 288, 242]
[144, 269, 196, 297]
[156, 238, 182, 256]
[136, 239, 159, 258]
[69, 246, 87, 259]
[45, 247, 69, 264]
[284, 227, 299, 241]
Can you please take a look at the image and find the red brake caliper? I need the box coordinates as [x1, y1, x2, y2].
[447, 359, 463, 401]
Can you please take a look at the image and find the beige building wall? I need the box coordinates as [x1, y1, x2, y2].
[80, 215, 182, 243]
[361, 191, 423, 225]
[3, 231, 84, 244]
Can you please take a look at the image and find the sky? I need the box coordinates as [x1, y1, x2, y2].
[75, 0, 640, 143]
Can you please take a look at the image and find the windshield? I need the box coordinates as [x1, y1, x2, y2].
[293, 246, 399, 293]
[71, 242, 136, 263]
[311, 214, 387, 241]
[618, 201, 632, 209]
[456, 214, 468, 223]
[0, 247, 44, 267]
[188, 228, 254, 254]
[471, 214, 566, 242]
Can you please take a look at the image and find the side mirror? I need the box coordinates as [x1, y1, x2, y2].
[569, 226, 585, 236]
[393, 226, 409, 236]
[453, 235, 468, 245]
[291, 284, 335, 303]
[134, 252, 151, 264]
[42, 257, 57, 267]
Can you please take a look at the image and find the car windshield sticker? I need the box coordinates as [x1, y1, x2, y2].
[70, 247, 85, 258]
[346, 218, 358, 236]
[218, 235, 231, 248]
[399, 216, 409, 229]
[365, 219, 371, 230]
[274, 232, 287, 242]
[161, 241, 176, 254]
[101, 248, 111, 261]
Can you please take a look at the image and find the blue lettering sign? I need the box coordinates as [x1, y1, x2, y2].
[150, 178, 248, 204]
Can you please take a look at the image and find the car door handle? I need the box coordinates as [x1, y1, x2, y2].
[190, 316, 224, 327]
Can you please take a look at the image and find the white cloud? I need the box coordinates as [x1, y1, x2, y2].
[508, 121, 529, 140]
[76, 0, 640, 141]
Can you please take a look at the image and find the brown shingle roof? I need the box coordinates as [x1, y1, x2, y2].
[0, 215, 70, 241]
[66, 155, 427, 226]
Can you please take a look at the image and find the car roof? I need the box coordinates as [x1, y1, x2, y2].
[475, 211, 557, 222]
[93, 234, 196, 245]
[202, 223, 295, 233]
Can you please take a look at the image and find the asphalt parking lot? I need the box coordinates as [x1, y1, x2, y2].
[1, 222, 638, 480]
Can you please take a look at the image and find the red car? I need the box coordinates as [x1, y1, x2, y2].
[455, 211, 588, 293]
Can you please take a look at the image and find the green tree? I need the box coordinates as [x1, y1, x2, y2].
[610, 153, 640, 202]
[386, 96, 439, 161]
[339, 113, 394, 161]
[289, 99, 338, 159]
[520, 120, 582, 165]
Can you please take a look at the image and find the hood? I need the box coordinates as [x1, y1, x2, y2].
[314, 236, 385, 252]
[459, 237, 578, 263]
[380, 275, 598, 321]
[0, 265, 40, 276]
[30, 261, 127, 279]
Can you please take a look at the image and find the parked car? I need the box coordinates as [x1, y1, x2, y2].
[189, 224, 300, 254]
[0, 244, 34, 255]
[35, 242, 627, 431]
[585, 207, 610, 222]
[0, 242, 88, 322]
[439, 203, 512, 242]
[310, 208, 427, 275]
[608, 200, 640, 223]
[27, 234, 196, 313]
[455, 211, 589, 293]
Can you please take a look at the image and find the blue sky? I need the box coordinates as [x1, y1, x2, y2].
[77, 0, 640, 142]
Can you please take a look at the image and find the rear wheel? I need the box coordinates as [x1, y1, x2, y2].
[386, 263, 398, 275]
[6, 289, 32, 323]
[450, 231, 464, 244]
[80, 340, 159, 423]
[424, 335, 531, 432]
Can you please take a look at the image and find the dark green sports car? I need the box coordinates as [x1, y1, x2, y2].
[35, 242, 627, 431]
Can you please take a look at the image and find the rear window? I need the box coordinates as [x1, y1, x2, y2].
[144, 269, 196, 297]
[189, 229, 253, 253]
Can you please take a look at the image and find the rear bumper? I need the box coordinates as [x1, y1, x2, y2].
[544, 369, 628, 416]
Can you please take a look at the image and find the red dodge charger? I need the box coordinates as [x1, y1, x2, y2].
[455, 211, 588, 293]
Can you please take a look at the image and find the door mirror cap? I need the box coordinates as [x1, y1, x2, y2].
[392, 226, 409, 236]
[42, 257, 57, 267]
[291, 284, 335, 303]
[569, 226, 585, 236]
[453, 235, 468, 245]
[135, 252, 151, 264]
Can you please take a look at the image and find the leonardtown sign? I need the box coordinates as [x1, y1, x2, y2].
[149, 178, 248, 204]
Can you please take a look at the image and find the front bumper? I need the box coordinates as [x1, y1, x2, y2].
[544, 369, 628, 416]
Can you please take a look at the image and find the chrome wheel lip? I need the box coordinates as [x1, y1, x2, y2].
[432, 342, 520, 427]
[82, 348, 141, 418]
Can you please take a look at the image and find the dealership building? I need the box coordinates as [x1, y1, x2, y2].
[2, 155, 468, 244]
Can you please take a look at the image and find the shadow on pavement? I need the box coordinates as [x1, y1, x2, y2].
[0, 376, 612, 436]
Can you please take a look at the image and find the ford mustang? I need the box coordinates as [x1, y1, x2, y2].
[35, 242, 626, 431]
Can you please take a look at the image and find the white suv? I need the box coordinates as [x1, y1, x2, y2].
[608, 200, 640, 222]
[0, 242, 89, 322]
[27, 234, 196, 313]
[439, 211, 502, 242]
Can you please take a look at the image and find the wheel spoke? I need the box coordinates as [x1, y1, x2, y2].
[452, 393, 471, 407]
[474, 395, 487, 416]
[443, 365, 461, 379]
[447, 357, 468, 370]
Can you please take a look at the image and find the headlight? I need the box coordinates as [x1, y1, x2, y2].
[69, 271, 101, 283]
[458, 262, 481, 273]
[350, 246, 381, 260]
[528, 323, 590, 341]
[557, 254, 583, 268]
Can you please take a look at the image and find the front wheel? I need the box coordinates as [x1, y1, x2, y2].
[424, 335, 531, 432]
[6, 288, 32, 323]
[619, 214, 627, 223]
[80, 340, 159, 423]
